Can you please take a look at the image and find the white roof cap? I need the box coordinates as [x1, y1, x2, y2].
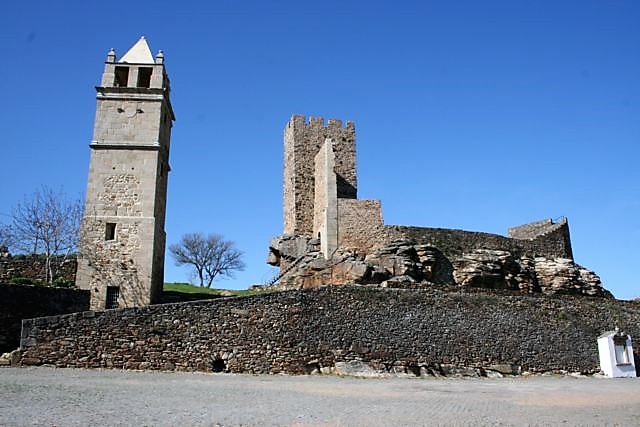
[119, 36, 154, 64]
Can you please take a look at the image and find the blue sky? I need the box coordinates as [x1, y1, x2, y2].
[0, 1, 638, 299]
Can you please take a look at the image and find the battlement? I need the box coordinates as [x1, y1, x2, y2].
[283, 115, 357, 235]
[287, 115, 355, 130]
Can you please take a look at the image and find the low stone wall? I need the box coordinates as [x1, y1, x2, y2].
[0, 283, 90, 354]
[0, 255, 77, 284]
[386, 223, 572, 260]
[19, 287, 639, 376]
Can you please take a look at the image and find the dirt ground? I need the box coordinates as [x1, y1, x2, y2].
[1, 367, 639, 426]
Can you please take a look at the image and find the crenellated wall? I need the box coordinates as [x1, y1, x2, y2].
[19, 287, 640, 376]
[271, 115, 582, 294]
[284, 115, 357, 235]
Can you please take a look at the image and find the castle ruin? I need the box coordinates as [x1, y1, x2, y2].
[268, 116, 611, 298]
[76, 37, 175, 310]
[13, 42, 634, 379]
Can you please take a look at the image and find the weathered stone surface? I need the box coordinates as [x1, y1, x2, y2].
[534, 258, 612, 297]
[380, 275, 416, 288]
[271, 241, 613, 298]
[18, 286, 640, 375]
[0, 349, 21, 367]
[440, 364, 481, 377]
[489, 363, 521, 375]
[0, 283, 89, 353]
[284, 116, 357, 236]
[0, 254, 76, 285]
[453, 249, 515, 289]
[333, 360, 382, 377]
[76, 40, 174, 310]
[269, 112, 606, 300]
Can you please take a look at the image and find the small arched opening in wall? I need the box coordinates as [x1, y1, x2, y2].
[211, 357, 226, 373]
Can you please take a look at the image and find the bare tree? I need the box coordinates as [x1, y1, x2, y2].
[169, 232, 245, 288]
[0, 223, 12, 251]
[8, 186, 83, 285]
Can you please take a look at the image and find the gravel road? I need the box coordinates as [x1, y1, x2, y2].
[1, 367, 639, 426]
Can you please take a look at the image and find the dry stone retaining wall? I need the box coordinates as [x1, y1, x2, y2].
[0, 283, 89, 354]
[19, 287, 640, 376]
[0, 255, 76, 284]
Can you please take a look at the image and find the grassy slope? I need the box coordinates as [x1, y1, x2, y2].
[163, 282, 258, 299]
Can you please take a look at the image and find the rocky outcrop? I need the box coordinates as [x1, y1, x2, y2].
[534, 257, 611, 297]
[0, 349, 20, 367]
[267, 238, 613, 298]
[453, 250, 611, 297]
[452, 249, 539, 293]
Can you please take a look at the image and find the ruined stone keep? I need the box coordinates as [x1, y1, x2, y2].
[269, 116, 611, 298]
[284, 116, 357, 236]
[76, 37, 175, 310]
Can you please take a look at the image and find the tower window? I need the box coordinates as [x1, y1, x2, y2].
[105, 223, 116, 241]
[106, 286, 120, 309]
[114, 66, 129, 87]
[137, 67, 153, 88]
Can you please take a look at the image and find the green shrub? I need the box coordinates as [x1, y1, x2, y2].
[53, 277, 75, 288]
[10, 277, 35, 285]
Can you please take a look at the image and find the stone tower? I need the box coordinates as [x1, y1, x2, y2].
[76, 37, 175, 310]
[283, 115, 357, 236]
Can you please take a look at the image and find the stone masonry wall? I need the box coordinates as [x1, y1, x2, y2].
[0, 255, 76, 284]
[0, 283, 89, 354]
[19, 287, 640, 376]
[92, 98, 164, 146]
[385, 222, 573, 260]
[77, 216, 155, 309]
[313, 139, 338, 258]
[284, 116, 357, 235]
[77, 123, 167, 310]
[76, 50, 173, 311]
[508, 218, 565, 240]
[338, 199, 384, 253]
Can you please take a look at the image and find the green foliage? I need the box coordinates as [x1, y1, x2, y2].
[163, 282, 268, 299]
[53, 277, 75, 288]
[8, 276, 74, 288]
[10, 277, 35, 285]
[164, 282, 227, 295]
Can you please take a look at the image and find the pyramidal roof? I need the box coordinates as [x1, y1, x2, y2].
[119, 36, 154, 64]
